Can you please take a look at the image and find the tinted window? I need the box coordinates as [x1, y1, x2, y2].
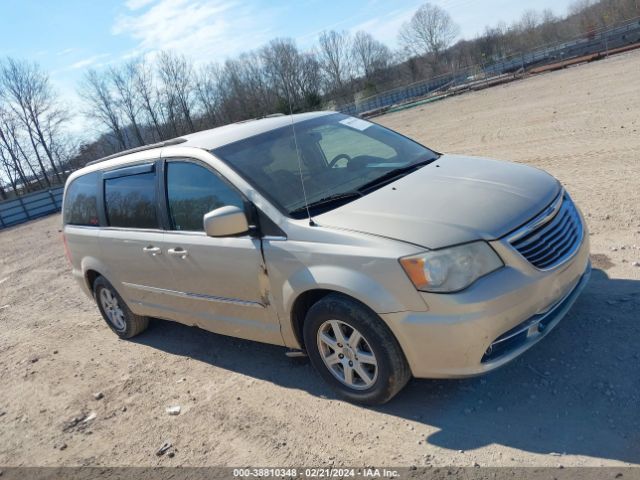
[105, 172, 158, 228]
[166, 161, 244, 231]
[63, 172, 100, 226]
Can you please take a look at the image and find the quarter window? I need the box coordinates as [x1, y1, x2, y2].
[166, 161, 244, 231]
[105, 172, 158, 228]
[63, 172, 100, 226]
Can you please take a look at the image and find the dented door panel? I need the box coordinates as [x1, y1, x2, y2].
[156, 231, 283, 345]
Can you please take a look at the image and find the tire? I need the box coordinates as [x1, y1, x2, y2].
[303, 293, 411, 405]
[93, 276, 149, 339]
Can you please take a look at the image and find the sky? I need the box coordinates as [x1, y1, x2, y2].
[0, 0, 577, 137]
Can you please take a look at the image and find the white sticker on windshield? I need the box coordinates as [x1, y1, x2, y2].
[339, 117, 373, 131]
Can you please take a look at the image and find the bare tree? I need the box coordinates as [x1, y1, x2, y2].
[261, 39, 323, 112]
[569, 0, 639, 33]
[472, 22, 511, 63]
[79, 69, 128, 150]
[0, 58, 66, 184]
[261, 38, 307, 110]
[318, 30, 353, 96]
[195, 62, 223, 128]
[0, 105, 46, 190]
[351, 31, 392, 80]
[0, 147, 20, 194]
[215, 59, 245, 123]
[109, 61, 146, 146]
[398, 3, 459, 65]
[239, 51, 275, 116]
[157, 51, 196, 135]
[298, 52, 322, 108]
[220, 52, 274, 120]
[0, 115, 30, 192]
[133, 57, 165, 141]
[513, 10, 543, 49]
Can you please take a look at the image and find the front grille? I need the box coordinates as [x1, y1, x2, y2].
[509, 192, 583, 270]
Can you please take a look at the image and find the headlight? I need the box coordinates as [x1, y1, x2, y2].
[400, 241, 503, 293]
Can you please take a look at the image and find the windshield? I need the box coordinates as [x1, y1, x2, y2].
[212, 113, 439, 218]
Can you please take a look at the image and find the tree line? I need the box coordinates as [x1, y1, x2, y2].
[0, 58, 73, 198]
[1, 0, 638, 199]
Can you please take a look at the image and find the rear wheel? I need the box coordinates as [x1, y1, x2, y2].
[303, 294, 411, 405]
[93, 276, 149, 339]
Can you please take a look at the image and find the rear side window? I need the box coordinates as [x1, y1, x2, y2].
[105, 173, 158, 229]
[63, 172, 100, 226]
[166, 161, 244, 231]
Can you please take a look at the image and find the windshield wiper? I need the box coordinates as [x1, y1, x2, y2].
[288, 191, 362, 216]
[287, 158, 435, 217]
[357, 159, 434, 193]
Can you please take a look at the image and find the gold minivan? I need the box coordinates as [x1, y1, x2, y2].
[62, 112, 590, 404]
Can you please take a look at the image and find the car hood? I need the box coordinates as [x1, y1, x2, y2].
[315, 154, 561, 249]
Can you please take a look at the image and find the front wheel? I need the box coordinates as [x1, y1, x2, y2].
[303, 294, 411, 405]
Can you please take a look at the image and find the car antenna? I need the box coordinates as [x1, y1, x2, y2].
[286, 86, 316, 227]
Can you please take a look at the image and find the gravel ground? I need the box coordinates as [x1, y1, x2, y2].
[0, 50, 639, 467]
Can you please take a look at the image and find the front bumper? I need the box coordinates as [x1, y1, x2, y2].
[381, 229, 590, 378]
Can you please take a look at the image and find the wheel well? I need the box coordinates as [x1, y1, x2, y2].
[290, 289, 334, 349]
[290, 289, 380, 350]
[85, 269, 101, 293]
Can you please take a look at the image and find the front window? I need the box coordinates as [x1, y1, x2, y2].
[165, 160, 244, 231]
[212, 113, 438, 217]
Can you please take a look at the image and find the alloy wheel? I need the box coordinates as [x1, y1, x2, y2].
[99, 288, 126, 331]
[316, 319, 378, 390]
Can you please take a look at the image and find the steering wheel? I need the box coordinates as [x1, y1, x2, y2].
[328, 153, 352, 168]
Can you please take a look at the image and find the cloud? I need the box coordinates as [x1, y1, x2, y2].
[69, 53, 111, 70]
[112, 0, 275, 63]
[349, 7, 417, 48]
[125, 0, 155, 9]
[57, 48, 77, 56]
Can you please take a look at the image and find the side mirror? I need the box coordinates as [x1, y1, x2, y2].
[203, 206, 249, 237]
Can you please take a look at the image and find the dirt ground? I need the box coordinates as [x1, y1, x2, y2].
[1, 50, 639, 468]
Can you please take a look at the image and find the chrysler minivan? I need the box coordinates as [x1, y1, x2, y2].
[62, 112, 590, 404]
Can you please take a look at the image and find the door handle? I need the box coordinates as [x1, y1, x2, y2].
[143, 246, 161, 256]
[167, 247, 188, 259]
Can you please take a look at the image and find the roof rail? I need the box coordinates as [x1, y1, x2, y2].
[86, 138, 187, 166]
[234, 113, 284, 124]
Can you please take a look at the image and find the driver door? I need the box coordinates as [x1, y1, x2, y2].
[157, 158, 281, 345]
